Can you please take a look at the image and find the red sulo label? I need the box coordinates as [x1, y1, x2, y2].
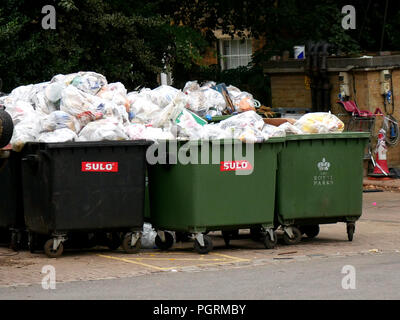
[220, 160, 253, 172]
[81, 162, 118, 172]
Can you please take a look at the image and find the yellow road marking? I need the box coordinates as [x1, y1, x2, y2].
[98, 254, 165, 270]
[98, 251, 251, 271]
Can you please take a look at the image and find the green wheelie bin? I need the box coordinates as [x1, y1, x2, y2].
[275, 132, 370, 245]
[147, 138, 284, 254]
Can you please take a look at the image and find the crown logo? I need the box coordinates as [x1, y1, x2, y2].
[317, 158, 330, 171]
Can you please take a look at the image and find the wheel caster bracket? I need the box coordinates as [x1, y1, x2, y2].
[194, 233, 205, 247]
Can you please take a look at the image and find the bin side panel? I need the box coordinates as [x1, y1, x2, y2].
[276, 137, 368, 225]
[22, 143, 147, 234]
[148, 142, 279, 232]
[0, 154, 22, 228]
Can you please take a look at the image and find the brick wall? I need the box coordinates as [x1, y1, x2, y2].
[270, 69, 400, 168]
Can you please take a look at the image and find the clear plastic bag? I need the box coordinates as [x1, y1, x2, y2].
[60, 85, 103, 127]
[149, 85, 180, 108]
[183, 80, 200, 93]
[40, 111, 81, 133]
[294, 112, 345, 133]
[77, 118, 128, 142]
[70, 71, 107, 95]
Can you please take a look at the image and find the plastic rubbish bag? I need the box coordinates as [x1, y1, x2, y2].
[130, 96, 162, 124]
[96, 100, 129, 124]
[232, 92, 256, 112]
[70, 71, 107, 95]
[183, 80, 200, 93]
[44, 82, 64, 103]
[77, 118, 128, 142]
[219, 111, 264, 132]
[32, 90, 57, 115]
[201, 81, 217, 89]
[124, 123, 147, 140]
[185, 88, 226, 118]
[279, 122, 304, 135]
[60, 85, 103, 127]
[5, 100, 36, 125]
[40, 111, 81, 133]
[294, 112, 345, 133]
[149, 85, 180, 108]
[262, 124, 286, 138]
[10, 113, 43, 151]
[142, 127, 175, 141]
[201, 123, 232, 140]
[38, 128, 78, 143]
[141, 223, 157, 249]
[97, 82, 130, 115]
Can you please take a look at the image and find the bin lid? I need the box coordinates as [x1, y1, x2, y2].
[158, 137, 285, 146]
[24, 140, 153, 150]
[284, 132, 371, 141]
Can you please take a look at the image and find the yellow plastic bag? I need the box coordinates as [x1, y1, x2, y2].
[294, 112, 344, 133]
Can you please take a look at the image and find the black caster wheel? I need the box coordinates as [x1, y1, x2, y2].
[122, 234, 141, 254]
[283, 226, 302, 245]
[302, 225, 320, 239]
[107, 232, 122, 250]
[44, 239, 64, 258]
[347, 223, 355, 241]
[263, 231, 278, 249]
[0, 109, 14, 148]
[155, 231, 174, 251]
[194, 235, 213, 254]
[222, 231, 232, 247]
[10, 232, 19, 251]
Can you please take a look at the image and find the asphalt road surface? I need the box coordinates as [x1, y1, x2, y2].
[1, 251, 399, 299]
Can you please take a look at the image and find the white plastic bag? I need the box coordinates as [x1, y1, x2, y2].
[60, 85, 103, 127]
[183, 80, 200, 93]
[129, 96, 162, 124]
[5, 100, 36, 125]
[77, 118, 128, 142]
[262, 124, 286, 138]
[279, 122, 304, 135]
[40, 111, 81, 133]
[70, 71, 107, 95]
[149, 85, 180, 108]
[38, 128, 78, 143]
[141, 223, 157, 249]
[10, 113, 43, 151]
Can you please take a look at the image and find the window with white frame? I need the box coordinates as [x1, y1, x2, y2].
[219, 39, 252, 70]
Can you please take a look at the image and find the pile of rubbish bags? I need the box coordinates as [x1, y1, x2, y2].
[0, 71, 345, 151]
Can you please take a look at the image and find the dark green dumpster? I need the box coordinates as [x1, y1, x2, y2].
[147, 138, 284, 254]
[275, 132, 370, 244]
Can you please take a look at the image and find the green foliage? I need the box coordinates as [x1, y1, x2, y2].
[0, 0, 210, 92]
